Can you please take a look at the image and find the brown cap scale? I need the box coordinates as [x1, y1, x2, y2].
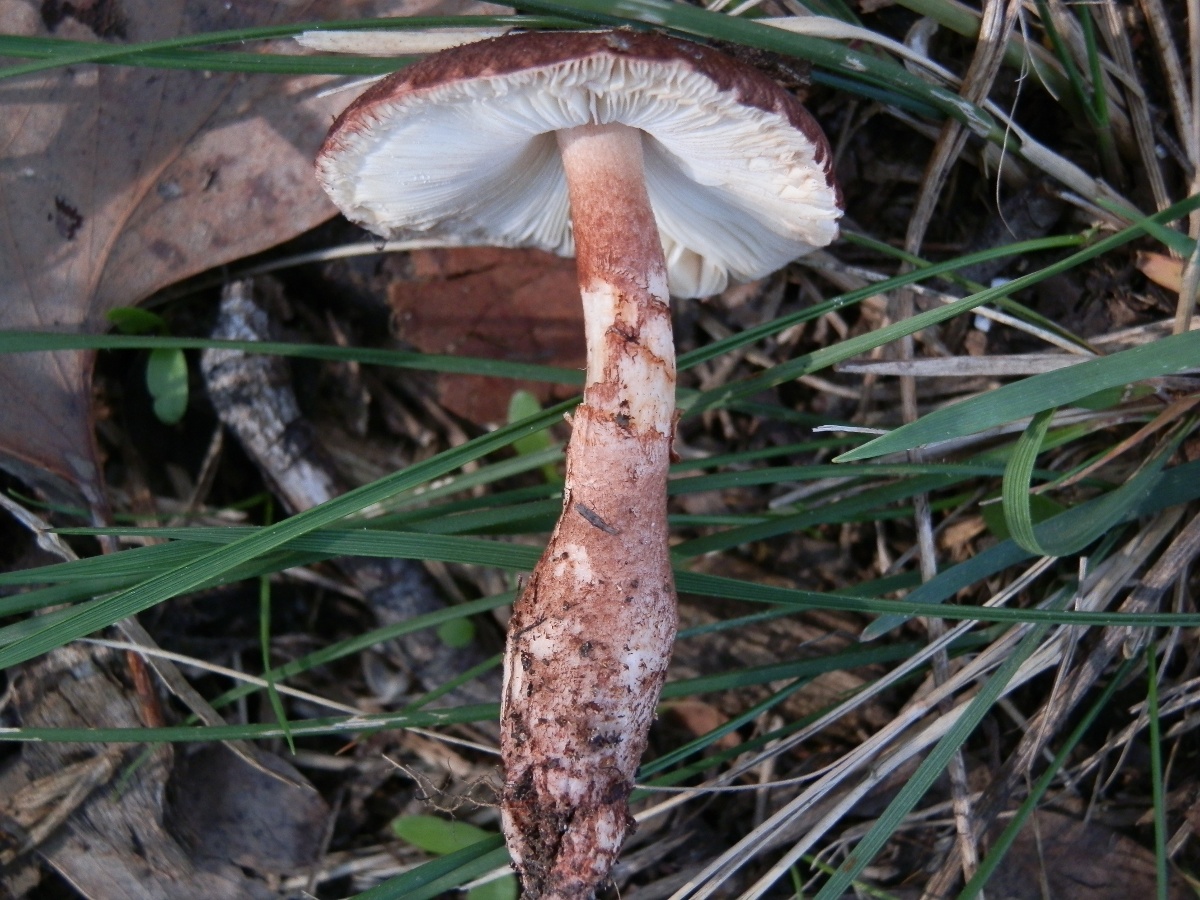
[317, 30, 842, 900]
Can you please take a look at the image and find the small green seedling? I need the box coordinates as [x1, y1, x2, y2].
[106, 307, 188, 425]
[507, 390, 560, 484]
[392, 814, 516, 900]
[437, 617, 475, 649]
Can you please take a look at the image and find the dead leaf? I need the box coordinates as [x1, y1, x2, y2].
[0, 644, 275, 898]
[166, 745, 330, 874]
[388, 246, 584, 424]
[0, 0, 452, 505]
[984, 810, 1188, 899]
[1136, 251, 1184, 292]
[661, 699, 740, 750]
[937, 515, 989, 561]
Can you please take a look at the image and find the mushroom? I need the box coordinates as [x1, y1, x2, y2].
[317, 29, 842, 900]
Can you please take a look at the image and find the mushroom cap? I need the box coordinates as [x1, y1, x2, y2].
[317, 30, 843, 298]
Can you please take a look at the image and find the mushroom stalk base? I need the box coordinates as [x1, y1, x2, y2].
[500, 123, 678, 900]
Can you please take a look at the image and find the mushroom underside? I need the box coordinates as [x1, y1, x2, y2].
[317, 52, 840, 298]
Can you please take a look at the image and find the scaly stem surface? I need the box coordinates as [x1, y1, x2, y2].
[499, 122, 678, 900]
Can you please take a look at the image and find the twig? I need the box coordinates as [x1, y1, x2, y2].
[200, 279, 499, 708]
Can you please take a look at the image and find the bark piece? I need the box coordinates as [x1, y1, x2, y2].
[201, 280, 498, 707]
[388, 246, 584, 425]
[1, 645, 275, 898]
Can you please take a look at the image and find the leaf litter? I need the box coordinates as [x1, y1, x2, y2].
[1, 2, 1199, 898]
[0, 0, 440, 506]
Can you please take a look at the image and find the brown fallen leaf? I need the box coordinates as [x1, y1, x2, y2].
[1136, 251, 1184, 293]
[984, 810, 1188, 899]
[661, 698, 741, 751]
[0, 0, 452, 504]
[388, 246, 584, 424]
[166, 745, 330, 875]
[938, 515, 989, 561]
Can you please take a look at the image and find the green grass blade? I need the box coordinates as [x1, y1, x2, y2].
[861, 457, 1200, 638]
[1101, 202, 1197, 258]
[844, 230, 1099, 353]
[259, 575, 294, 754]
[689, 214, 1200, 419]
[673, 473, 967, 557]
[0, 539, 206, 586]
[0, 580, 128, 617]
[681, 232, 1094, 376]
[676, 568, 1200, 627]
[205, 594, 512, 713]
[0, 333, 582, 386]
[0, 402, 571, 671]
[1002, 408, 1057, 553]
[375, 449, 562, 513]
[675, 235, 1084, 377]
[660, 642, 919, 699]
[2, 41, 414, 75]
[0, 704, 497, 742]
[0, 548, 339, 628]
[1033, 0, 1093, 120]
[644, 680, 811, 779]
[837, 330, 1200, 461]
[960, 655, 1136, 898]
[813, 608, 1057, 898]
[1147, 644, 1169, 900]
[402, 653, 503, 712]
[0, 16, 572, 79]
[61, 526, 543, 571]
[1022, 446, 1171, 558]
[354, 839, 509, 900]
[668, 462, 1015, 496]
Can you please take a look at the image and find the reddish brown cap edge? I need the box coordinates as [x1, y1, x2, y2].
[320, 29, 841, 207]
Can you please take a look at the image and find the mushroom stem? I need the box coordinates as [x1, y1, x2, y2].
[557, 123, 676, 433]
[500, 121, 679, 900]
